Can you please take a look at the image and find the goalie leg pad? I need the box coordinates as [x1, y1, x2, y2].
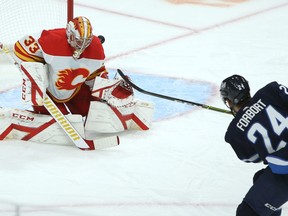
[0, 108, 85, 146]
[87, 75, 154, 133]
[84, 100, 154, 133]
[129, 100, 154, 130]
[85, 101, 127, 133]
[20, 62, 48, 106]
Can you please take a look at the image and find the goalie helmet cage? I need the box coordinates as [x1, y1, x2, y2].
[0, 0, 73, 46]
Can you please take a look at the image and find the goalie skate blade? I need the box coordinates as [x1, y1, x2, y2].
[81, 136, 120, 151]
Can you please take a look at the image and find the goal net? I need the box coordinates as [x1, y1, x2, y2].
[0, 0, 73, 61]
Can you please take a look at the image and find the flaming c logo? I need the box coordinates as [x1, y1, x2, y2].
[56, 68, 90, 90]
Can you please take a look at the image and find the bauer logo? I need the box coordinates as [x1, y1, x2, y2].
[0, 70, 215, 121]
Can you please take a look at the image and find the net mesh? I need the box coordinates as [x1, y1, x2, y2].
[0, 0, 69, 62]
[0, 0, 68, 45]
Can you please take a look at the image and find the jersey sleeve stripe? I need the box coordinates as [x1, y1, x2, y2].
[266, 156, 288, 174]
[242, 153, 261, 163]
[14, 41, 44, 62]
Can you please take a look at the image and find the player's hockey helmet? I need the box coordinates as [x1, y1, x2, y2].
[220, 75, 251, 106]
[66, 16, 93, 59]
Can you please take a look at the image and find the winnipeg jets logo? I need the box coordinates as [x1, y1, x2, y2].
[56, 68, 90, 90]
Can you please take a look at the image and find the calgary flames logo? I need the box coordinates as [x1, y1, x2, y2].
[56, 68, 90, 90]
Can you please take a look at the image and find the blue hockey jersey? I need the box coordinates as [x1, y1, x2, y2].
[225, 81, 288, 174]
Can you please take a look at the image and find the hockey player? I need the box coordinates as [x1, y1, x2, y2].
[220, 75, 288, 216]
[14, 16, 114, 116]
[0, 16, 154, 147]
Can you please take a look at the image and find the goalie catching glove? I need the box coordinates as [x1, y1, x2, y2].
[91, 75, 134, 108]
[85, 76, 154, 133]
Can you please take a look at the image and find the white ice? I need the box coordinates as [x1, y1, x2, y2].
[1, 0, 288, 215]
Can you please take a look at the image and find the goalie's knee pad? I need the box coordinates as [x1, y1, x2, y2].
[0, 108, 84, 146]
[85, 100, 154, 133]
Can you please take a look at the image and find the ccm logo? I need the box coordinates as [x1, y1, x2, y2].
[22, 78, 27, 100]
[12, 113, 34, 121]
[265, 203, 279, 211]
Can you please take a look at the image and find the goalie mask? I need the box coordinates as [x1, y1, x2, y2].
[66, 16, 93, 59]
[220, 74, 251, 115]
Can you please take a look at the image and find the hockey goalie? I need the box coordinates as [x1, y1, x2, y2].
[0, 16, 154, 148]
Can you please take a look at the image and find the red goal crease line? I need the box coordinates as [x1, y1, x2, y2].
[167, 0, 249, 7]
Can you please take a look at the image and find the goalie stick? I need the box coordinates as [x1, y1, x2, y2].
[117, 69, 232, 115]
[0, 42, 119, 150]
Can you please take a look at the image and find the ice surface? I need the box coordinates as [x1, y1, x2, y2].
[1, 0, 288, 215]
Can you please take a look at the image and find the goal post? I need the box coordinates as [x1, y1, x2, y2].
[67, 0, 74, 22]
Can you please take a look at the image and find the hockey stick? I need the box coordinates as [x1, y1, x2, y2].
[117, 69, 232, 115]
[0, 43, 119, 150]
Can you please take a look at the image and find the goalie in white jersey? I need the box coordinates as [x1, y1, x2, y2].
[0, 16, 154, 147]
